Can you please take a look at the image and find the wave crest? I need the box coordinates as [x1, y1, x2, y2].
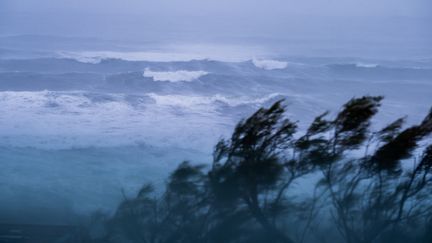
[143, 68, 208, 82]
[252, 59, 288, 70]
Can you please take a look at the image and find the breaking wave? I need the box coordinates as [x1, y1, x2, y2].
[252, 59, 288, 70]
[0, 91, 282, 150]
[143, 68, 208, 82]
[355, 62, 379, 68]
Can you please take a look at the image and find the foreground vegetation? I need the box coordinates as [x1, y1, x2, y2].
[88, 96, 432, 243]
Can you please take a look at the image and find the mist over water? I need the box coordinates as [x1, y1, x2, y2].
[0, 0, 431, 229]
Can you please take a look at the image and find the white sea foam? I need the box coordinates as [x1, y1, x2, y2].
[57, 51, 103, 64]
[143, 68, 208, 82]
[146, 93, 282, 108]
[0, 91, 281, 150]
[252, 58, 288, 70]
[355, 62, 379, 68]
[57, 44, 269, 63]
[59, 51, 207, 63]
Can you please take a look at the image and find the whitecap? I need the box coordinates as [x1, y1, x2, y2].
[143, 68, 208, 82]
[252, 58, 288, 70]
[57, 51, 102, 64]
[355, 62, 378, 68]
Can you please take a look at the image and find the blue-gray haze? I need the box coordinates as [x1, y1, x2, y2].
[0, 0, 431, 225]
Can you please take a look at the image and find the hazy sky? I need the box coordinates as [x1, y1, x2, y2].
[1, 0, 431, 56]
[2, 0, 431, 17]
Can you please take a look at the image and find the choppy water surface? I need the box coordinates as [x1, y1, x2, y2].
[0, 40, 431, 222]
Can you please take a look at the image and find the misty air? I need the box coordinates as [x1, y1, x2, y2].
[0, 0, 431, 242]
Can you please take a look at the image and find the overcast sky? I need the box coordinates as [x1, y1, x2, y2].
[1, 0, 431, 56]
[2, 0, 431, 16]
